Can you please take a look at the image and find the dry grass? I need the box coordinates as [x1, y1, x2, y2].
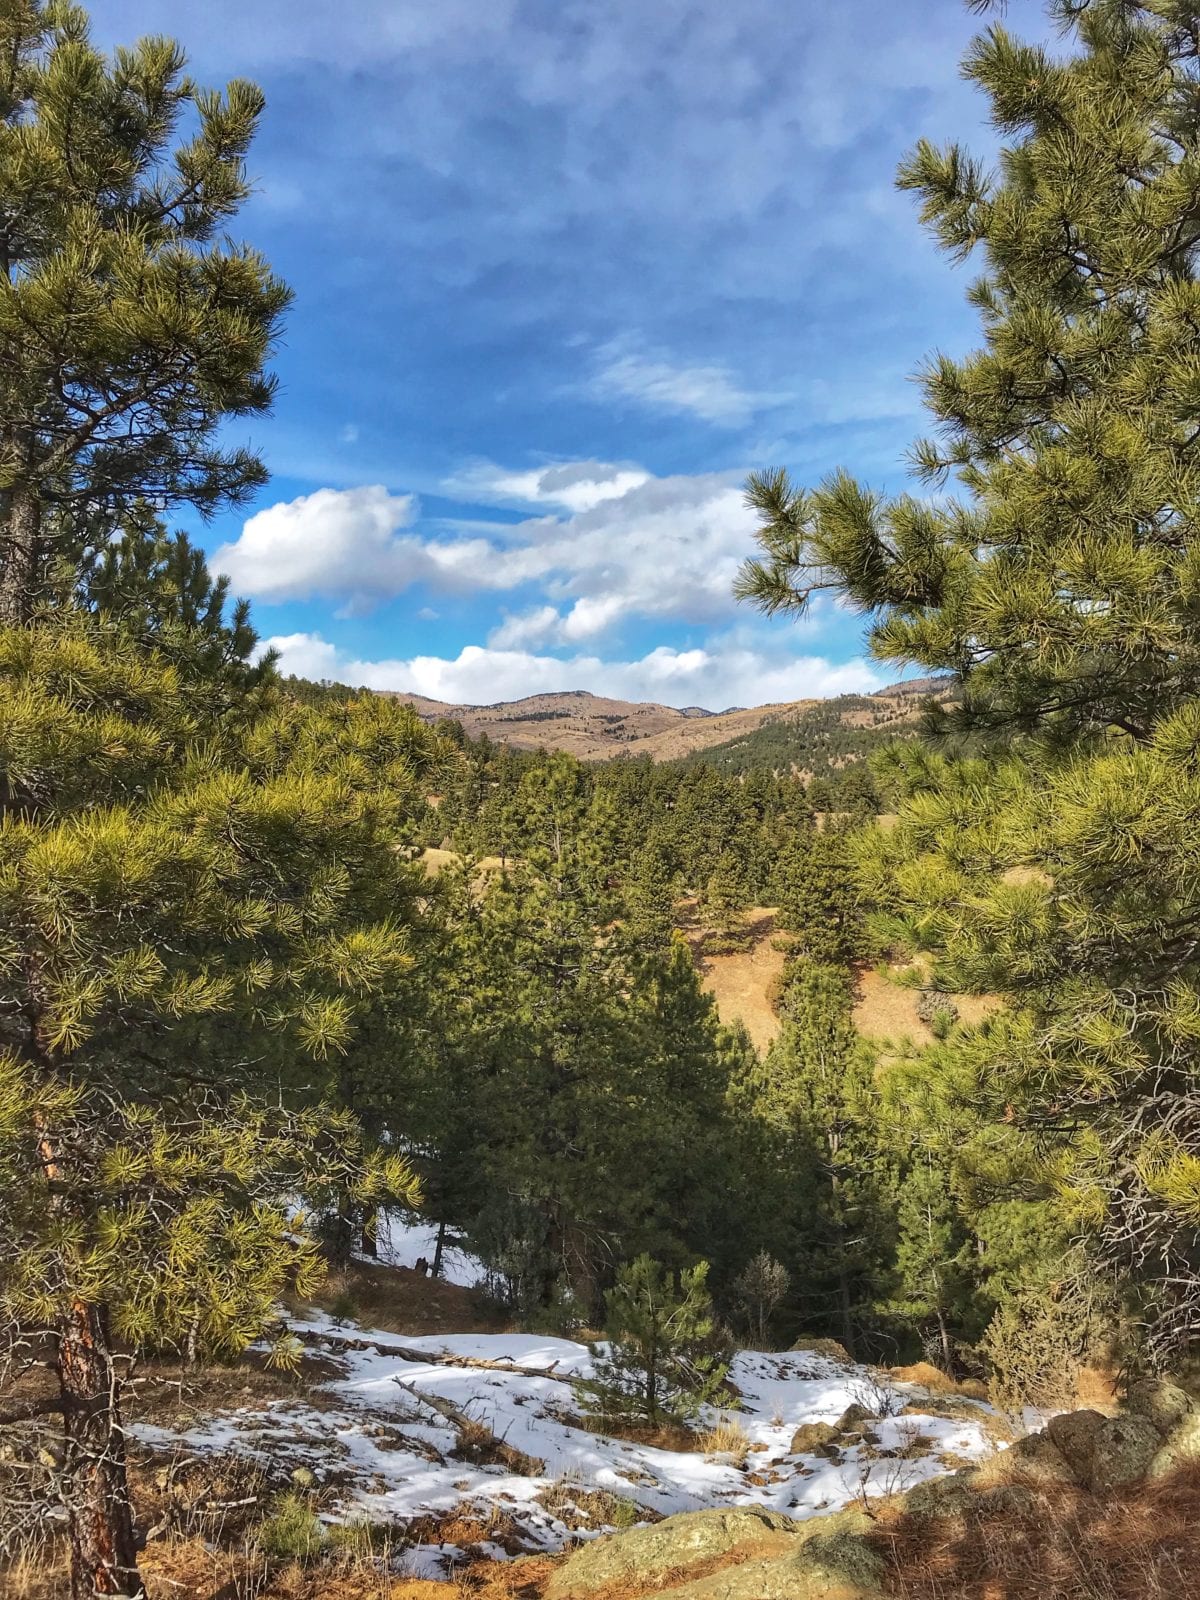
[853, 963, 1000, 1048]
[700, 1414, 752, 1462]
[684, 905, 786, 1051]
[284, 1258, 508, 1338]
[873, 1463, 1200, 1600]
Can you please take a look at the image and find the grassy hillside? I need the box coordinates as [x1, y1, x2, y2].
[674, 686, 941, 779]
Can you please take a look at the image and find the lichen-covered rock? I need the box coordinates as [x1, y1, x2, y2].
[546, 1505, 885, 1600]
[1088, 1415, 1162, 1491]
[660, 1509, 884, 1600]
[1046, 1408, 1106, 1481]
[791, 1420, 840, 1454]
[905, 1468, 980, 1518]
[544, 1506, 799, 1598]
[974, 1430, 1078, 1488]
[834, 1402, 875, 1433]
[1126, 1378, 1195, 1436]
[1147, 1409, 1200, 1479]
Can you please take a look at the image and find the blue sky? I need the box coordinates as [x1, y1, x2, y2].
[89, 0, 1047, 709]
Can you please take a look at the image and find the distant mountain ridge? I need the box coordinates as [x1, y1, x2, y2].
[380, 679, 952, 764]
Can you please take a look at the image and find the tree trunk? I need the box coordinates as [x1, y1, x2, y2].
[432, 1216, 447, 1278]
[58, 1298, 145, 1600]
[0, 481, 41, 626]
[935, 1305, 953, 1376]
[360, 1204, 378, 1258]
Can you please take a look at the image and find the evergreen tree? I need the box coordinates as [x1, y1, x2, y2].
[581, 1255, 728, 1428]
[733, 962, 896, 1354]
[0, 2, 289, 623]
[738, 0, 1200, 1362]
[0, 614, 437, 1596]
[884, 1158, 974, 1373]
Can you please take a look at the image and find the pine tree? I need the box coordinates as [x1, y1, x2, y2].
[0, 2, 290, 622]
[732, 962, 896, 1354]
[738, 0, 1200, 1364]
[884, 1158, 974, 1373]
[580, 1255, 728, 1428]
[0, 615, 437, 1596]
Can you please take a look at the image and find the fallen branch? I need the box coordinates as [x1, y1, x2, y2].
[394, 1377, 546, 1476]
[300, 1325, 577, 1385]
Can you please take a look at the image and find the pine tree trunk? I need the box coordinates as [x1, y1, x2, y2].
[0, 481, 41, 626]
[58, 1298, 145, 1600]
[936, 1305, 953, 1375]
[432, 1216, 447, 1278]
[360, 1204, 378, 1257]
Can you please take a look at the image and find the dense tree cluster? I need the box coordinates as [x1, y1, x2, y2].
[741, 0, 1200, 1367]
[6, 0, 1200, 1592]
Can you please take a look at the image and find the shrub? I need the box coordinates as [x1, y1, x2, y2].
[256, 1493, 327, 1561]
[580, 1255, 730, 1427]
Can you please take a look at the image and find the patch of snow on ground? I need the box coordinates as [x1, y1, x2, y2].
[367, 1212, 487, 1288]
[131, 1313, 1002, 1579]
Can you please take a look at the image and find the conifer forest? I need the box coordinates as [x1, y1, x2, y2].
[6, 2, 1200, 1597]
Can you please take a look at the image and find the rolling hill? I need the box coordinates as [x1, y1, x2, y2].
[380, 678, 950, 765]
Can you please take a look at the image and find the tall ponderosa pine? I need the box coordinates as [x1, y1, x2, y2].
[739, 0, 1200, 1360]
[0, 1, 289, 622]
[0, 616, 436, 1596]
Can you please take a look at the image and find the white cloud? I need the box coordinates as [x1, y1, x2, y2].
[265, 632, 881, 711]
[591, 343, 768, 427]
[446, 459, 652, 513]
[210, 485, 494, 613]
[216, 466, 762, 634]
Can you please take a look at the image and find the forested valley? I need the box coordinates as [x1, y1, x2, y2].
[5, 1, 1200, 1598]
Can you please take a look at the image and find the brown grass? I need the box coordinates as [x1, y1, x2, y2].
[853, 963, 1000, 1049]
[873, 1464, 1200, 1600]
[684, 905, 786, 1051]
[285, 1259, 508, 1338]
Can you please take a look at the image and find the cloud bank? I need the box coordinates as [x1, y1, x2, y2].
[263, 632, 881, 712]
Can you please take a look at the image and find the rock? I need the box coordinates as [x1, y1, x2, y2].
[545, 1506, 799, 1598]
[290, 1465, 317, 1489]
[834, 1403, 875, 1434]
[1148, 1409, 1200, 1479]
[905, 1469, 980, 1518]
[1126, 1379, 1195, 1436]
[546, 1506, 886, 1600]
[1046, 1408, 1106, 1481]
[791, 1421, 839, 1454]
[974, 1430, 1078, 1489]
[649, 1510, 885, 1600]
[1088, 1415, 1161, 1491]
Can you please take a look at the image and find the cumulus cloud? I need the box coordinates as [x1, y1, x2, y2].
[210, 485, 494, 613]
[264, 631, 881, 711]
[216, 466, 762, 633]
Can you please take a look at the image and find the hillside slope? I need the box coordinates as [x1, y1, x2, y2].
[378, 679, 951, 765]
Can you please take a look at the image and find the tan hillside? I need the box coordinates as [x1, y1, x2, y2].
[382, 683, 937, 762]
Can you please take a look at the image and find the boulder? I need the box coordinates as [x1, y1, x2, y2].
[544, 1506, 799, 1598]
[1126, 1378, 1195, 1436]
[834, 1402, 875, 1434]
[791, 1421, 839, 1455]
[974, 1430, 1078, 1489]
[1088, 1415, 1162, 1491]
[1148, 1409, 1200, 1479]
[1046, 1408, 1106, 1481]
[546, 1505, 884, 1600]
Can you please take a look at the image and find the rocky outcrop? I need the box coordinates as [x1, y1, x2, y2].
[545, 1504, 884, 1600]
[547, 1380, 1200, 1600]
